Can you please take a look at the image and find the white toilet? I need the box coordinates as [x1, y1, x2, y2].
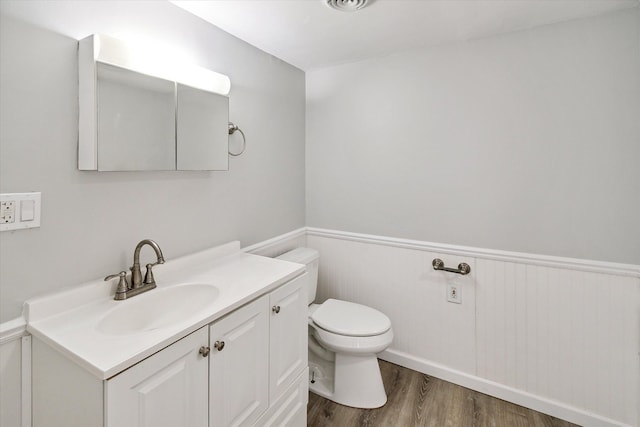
[277, 247, 393, 409]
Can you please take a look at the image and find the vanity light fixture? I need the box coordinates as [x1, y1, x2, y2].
[86, 34, 230, 95]
[325, 0, 373, 12]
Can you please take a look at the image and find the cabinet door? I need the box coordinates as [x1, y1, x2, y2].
[269, 274, 308, 399]
[209, 295, 269, 427]
[105, 327, 209, 427]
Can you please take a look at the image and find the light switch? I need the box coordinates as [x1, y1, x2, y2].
[21, 199, 35, 221]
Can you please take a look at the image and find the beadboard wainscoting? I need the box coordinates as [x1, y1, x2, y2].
[307, 228, 640, 427]
[1, 227, 637, 427]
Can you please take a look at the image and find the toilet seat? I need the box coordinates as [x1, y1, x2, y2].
[311, 323, 394, 355]
[311, 299, 391, 337]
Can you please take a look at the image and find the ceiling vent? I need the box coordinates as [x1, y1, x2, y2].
[325, 0, 372, 12]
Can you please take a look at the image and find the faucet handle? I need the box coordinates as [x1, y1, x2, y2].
[143, 263, 157, 286]
[104, 271, 129, 300]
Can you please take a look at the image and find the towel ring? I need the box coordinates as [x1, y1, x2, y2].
[228, 122, 246, 156]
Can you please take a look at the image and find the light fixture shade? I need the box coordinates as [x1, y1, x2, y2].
[90, 34, 230, 95]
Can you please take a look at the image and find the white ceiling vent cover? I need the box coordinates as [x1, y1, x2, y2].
[325, 0, 372, 12]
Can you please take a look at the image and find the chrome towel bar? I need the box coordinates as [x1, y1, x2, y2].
[432, 258, 471, 275]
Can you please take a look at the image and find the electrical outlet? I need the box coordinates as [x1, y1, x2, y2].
[1, 201, 16, 223]
[447, 283, 461, 304]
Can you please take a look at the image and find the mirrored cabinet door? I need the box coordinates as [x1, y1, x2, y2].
[96, 63, 176, 171]
[177, 84, 229, 171]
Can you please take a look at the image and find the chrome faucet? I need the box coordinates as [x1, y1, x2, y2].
[104, 239, 165, 301]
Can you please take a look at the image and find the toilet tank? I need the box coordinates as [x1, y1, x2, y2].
[276, 247, 319, 305]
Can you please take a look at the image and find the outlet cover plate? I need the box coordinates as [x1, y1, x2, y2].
[447, 283, 461, 304]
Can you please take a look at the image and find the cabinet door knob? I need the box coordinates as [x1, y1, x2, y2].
[214, 341, 225, 351]
[272, 305, 281, 314]
[199, 346, 210, 357]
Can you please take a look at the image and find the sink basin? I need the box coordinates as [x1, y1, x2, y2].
[96, 284, 219, 335]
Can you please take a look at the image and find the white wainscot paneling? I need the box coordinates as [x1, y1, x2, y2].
[475, 260, 640, 426]
[306, 231, 640, 427]
[307, 235, 477, 375]
[3, 228, 637, 427]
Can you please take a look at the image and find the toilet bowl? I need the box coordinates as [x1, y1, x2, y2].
[277, 248, 393, 409]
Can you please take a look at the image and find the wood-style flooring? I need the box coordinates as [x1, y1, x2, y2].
[307, 360, 579, 427]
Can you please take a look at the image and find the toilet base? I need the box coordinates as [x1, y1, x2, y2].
[308, 351, 387, 409]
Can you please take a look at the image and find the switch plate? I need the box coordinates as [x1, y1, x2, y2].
[0, 192, 41, 231]
[447, 283, 461, 304]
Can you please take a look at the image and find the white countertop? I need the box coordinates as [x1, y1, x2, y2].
[25, 241, 304, 380]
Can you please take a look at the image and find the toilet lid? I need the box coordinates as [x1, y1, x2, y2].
[311, 299, 391, 337]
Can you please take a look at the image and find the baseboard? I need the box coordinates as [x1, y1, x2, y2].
[307, 227, 640, 278]
[379, 348, 630, 427]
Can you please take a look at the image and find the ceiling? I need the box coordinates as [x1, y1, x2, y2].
[170, 0, 639, 71]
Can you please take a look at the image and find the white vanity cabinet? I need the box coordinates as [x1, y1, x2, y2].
[32, 271, 308, 427]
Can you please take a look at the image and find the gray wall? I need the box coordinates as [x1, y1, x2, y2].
[0, 1, 305, 322]
[306, 8, 640, 265]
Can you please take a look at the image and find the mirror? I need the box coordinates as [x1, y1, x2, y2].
[97, 63, 176, 171]
[177, 84, 229, 171]
[79, 34, 231, 171]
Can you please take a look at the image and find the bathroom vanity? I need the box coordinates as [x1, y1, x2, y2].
[26, 242, 308, 427]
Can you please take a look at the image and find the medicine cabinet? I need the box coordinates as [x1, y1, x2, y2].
[78, 34, 230, 171]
